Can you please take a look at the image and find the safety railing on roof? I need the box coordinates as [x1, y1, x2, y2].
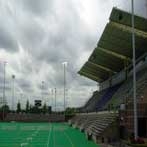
[100, 53, 147, 91]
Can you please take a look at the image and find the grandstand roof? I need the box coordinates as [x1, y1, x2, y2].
[79, 8, 147, 83]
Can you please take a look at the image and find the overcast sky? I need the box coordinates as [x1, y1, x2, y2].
[0, 0, 146, 110]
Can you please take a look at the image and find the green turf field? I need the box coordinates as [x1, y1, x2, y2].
[0, 122, 100, 147]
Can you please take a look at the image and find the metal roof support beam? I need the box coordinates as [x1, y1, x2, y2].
[111, 21, 147, 38]
[88, 61, 116, 74]
[98, 46, 131, 62]
[81, 69, 103, 79]
[83, 66, 102, 76]
[79, 71, 101, 82]
[83, 65, 108, 78]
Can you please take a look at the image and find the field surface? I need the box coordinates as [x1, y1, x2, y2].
[0, 122, 100, 147]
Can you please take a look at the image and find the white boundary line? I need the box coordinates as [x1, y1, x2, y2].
[53, 124, 56, 147]
[63, 126, 74, 147]
[46, 123, 52, 147]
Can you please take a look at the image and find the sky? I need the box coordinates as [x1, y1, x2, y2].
[0, 0, 146, 110]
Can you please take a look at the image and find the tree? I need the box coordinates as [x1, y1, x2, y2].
[26, 100, 30, 113]
[0, 105, 10, 113]
[65, 107, 76, 115]
[42, 103, 47, 114]
[17, 102, 21, 113]
[0, 105, 10, 120]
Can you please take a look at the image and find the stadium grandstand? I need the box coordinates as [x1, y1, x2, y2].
[69, 7, 147, 146]
[0, 6, 147, 147]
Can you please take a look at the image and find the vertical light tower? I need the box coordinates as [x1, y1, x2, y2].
[51, 89, 54, 110]
[54, 88, 56, 112]
[12, 74, 15, 111]
[62, 62, 68, 113]
[131, 0, 138, 139]
[41, 81, 44, 103]
[2, 61, 7, 120]
[66, 88, 68, 108]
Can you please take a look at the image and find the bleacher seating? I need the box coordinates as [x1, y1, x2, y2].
[79, 84, 121, 113]
[96, 84, 121, 111]
[75, 59, 147, 142]
[69, 112, 118, 143]
[104, 64, 147, 109]
[79, 90, 106, 113]
[80, 114, 97, 132]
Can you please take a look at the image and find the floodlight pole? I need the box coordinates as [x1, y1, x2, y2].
[51, 89, 54, 110]
[54, 88, 56, 112]
[131, 0, 138, 139]
[41, 81, 44, 102]
[2, 62, 6, 120]
[12, 75, 15, 111]
[62, 62, 67, 113]
[64, 64, 66, 112]
[66, 88, 68, 108]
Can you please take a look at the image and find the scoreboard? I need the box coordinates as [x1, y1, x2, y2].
[34, 100, 42, 107]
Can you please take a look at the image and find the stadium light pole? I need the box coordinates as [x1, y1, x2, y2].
[131, 0, 138, 139]
[66, 88, 68, 108]
[51, 89, 54, 111]
[41, 81, 44, 102]
[54, 88, 56, 112]
[62, 62, 68, 113]
[12, 74, 15, 111]
[2, 61, 7, 120]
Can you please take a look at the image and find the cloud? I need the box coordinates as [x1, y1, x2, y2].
[20, 0, 51, 16]
[0, 0, 146, 109]
[0, 27, 18, 52]
[17, 78, 34, 93]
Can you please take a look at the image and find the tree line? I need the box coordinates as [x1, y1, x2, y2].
[0, 100, 50, 114]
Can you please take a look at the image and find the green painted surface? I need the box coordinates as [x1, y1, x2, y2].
[0, 123, 100, 147]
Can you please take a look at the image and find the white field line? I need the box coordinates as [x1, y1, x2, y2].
[21, 143, 28, 147]
[63, 127, 74, 147]
[47, 123, 52, 147]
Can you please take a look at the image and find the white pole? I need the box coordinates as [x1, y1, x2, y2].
[12, 75, 15, 111]
[51, 89, 54, 111]
[131, 0, 138, 139]
[62, 62, 67, 113]
[2, 62, 6, 120]
[64, 64, 66, 112]
[41, 81, 44, 102]
[66, 88, 68, 108]
[54, 88, 56, 112]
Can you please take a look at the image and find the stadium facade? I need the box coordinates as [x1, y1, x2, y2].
[69, 7, 147, 144]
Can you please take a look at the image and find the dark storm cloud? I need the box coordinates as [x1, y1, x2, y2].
[17, 0, 96, 66]
[17, 78, 34, 93]
[0, 0, 146, 108]
[119, 0, 147, 18]
[20, 0, 51, 16]
[0, 25, 18, 52]
[18, 0, 98, 89]
[0, 0, 19, 52]
[19, 20, 46, 50]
